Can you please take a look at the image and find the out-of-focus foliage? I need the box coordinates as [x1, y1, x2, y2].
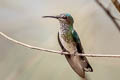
[0, 0, 120, 80]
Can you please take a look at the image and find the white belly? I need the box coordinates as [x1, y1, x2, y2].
[59, 33, 77, 54]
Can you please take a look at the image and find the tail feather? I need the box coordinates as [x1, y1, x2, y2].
[80, 56, 93, 72]
[84, 63, 93, 72]
[65, 55, 85, 78]
[65, 55, 93, 79]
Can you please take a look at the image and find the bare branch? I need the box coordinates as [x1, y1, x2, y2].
[1, 32, 120, 58]
[95, 0, 120, 32]
[112, 0, 120, 12]
[0, 32, 68, 55]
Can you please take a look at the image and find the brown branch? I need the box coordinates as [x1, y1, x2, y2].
[95, 0, 120, 32]
[112, 0, 120, 12]
[1, 32, 120, 58]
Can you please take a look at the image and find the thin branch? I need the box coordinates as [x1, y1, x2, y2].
[95, 0, 120, 32]
[112, 0, 120, 13]
[0, 32, 120, 58]
[0, 32, 68, 55]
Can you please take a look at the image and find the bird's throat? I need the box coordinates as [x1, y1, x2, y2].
[59, 24, 74, 43]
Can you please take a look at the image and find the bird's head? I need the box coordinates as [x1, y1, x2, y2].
[43, 13, 74, 25]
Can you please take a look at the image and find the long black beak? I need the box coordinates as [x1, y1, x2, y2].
[42, 16, 60, 19]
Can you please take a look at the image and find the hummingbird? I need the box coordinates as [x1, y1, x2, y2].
[43, 13, 93, 79]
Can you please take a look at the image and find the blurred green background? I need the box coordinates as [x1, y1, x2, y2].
[0, 0, 120, 80]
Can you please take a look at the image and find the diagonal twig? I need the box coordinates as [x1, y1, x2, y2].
[96, 0, 120, 32]
[112, 0, 120, 13]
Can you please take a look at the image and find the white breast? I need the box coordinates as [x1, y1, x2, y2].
[59, 31, 77, 54]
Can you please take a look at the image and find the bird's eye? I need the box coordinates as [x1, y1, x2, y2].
[62, 16, 67, 19]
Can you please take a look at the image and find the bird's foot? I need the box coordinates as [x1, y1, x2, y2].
[73, 50, 77, 56]
[60, 51, 70, 55]
[60, 51, 64, 55]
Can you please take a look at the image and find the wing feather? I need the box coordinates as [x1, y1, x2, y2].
[72, 30, 93, 72]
